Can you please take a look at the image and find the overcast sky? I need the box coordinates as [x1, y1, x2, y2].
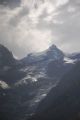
[0, 0, 80, 59]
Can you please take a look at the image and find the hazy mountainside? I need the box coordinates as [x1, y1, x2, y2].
[0, 44, 80, 120]
[29, 62, 80, 120]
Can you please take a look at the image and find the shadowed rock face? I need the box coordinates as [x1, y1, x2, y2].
[29, 62, 80, 120]
[0, 44, 26, 84]
[0, 44, 15, 67]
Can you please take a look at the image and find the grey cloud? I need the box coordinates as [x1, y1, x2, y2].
[9, 7, 29, 26]
[51, 0, 80, 53]
[0, 0, 21, 8]
[36, 0, 80, 53]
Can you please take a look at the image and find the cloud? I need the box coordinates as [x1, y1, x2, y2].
[0, 0, 21, 8]
[56, 0, 69, 6]
[0, 5, 52, 58]
[0, 0, 80, 59]
[0, 26, 52, 58]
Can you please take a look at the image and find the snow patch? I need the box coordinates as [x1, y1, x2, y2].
[0, 80, 9, 89]
[64, 57, 75, 64]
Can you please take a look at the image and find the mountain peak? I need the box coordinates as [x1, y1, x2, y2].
[46, 44, 64, 60]
[0, 44, 15, 67]
[48, 44, 57, 51]
[21, 44, 64, 64]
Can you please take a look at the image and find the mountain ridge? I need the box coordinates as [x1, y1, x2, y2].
[0, 43, 80, 120]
